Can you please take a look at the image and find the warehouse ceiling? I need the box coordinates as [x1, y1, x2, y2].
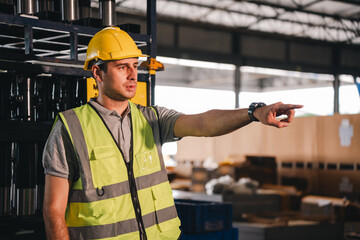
[154, 58, 339, 92]
[0, 0, 357, 93]
[115, 0, 360, 45]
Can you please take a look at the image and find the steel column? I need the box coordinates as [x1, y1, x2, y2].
[333, 74, 340, 114]
[235, 65, 241, 108]
[354, 75, 360, 99]
[147, 0, 157, 106]
[24, 26, 33, 55]
[70, 32, 78, 61]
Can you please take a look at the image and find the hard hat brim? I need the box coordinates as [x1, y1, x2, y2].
[83, 53, 149, 71]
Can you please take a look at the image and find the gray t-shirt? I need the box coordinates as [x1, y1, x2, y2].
[42, 99, 183, 181]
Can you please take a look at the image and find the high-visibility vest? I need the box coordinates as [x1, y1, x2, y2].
[58, 101, 181, 240]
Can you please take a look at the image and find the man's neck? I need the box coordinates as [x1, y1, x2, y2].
[96, 96, 129, 117]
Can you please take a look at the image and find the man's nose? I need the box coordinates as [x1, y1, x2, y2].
[127, 66, 137, 79]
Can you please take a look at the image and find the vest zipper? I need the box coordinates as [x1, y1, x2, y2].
[126, 160, 147, 240]
[88, 102, 148, 239]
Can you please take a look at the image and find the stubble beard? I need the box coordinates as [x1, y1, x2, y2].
[104, 86, 136, 102]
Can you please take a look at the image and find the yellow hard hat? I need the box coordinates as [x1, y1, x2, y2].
[83, 27, 146, 71]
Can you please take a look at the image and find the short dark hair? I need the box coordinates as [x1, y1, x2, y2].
[90, 59, 108, 78]
[97, 61, 108, 73]
[89, 59, 107, 71]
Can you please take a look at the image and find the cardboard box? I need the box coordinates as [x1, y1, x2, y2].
[234, 221, 343, 240]
[223, 193, 281, 221]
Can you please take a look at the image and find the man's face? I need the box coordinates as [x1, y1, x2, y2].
[97, 58, 138, 101]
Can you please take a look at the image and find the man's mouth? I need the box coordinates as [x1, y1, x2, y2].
[126, 85, 136, 91]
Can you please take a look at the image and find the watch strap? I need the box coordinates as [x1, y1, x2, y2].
[248, 102, 266, 122]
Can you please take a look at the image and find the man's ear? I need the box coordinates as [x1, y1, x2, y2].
[92, 65, 102, 82]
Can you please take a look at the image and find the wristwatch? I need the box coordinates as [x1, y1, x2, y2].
[248, 102, 266, 122]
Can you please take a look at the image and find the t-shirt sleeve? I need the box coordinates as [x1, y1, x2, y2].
[153, 106, 184, 143]
[42, 120, 79, 181]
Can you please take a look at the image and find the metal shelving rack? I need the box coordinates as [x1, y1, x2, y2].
[0, 0, 158, 133]
[0, 1, 158, 238]
[0, 12, 150, 74]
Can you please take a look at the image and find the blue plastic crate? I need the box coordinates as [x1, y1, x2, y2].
[175, 199, 233, 233]
[180, 227, 238, 240]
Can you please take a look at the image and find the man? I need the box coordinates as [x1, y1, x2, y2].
[42, 27, 302, 240]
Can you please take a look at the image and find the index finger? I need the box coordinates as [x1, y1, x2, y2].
[279, 104, 303, 110]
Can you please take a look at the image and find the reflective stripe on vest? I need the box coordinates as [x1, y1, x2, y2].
[67, 206, 178, 239]
[59, 101, 180, 240]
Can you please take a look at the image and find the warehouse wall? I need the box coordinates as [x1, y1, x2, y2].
[176, 114, 360, 197]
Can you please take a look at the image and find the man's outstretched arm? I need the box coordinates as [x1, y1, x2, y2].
[174, 102, 303, 138]
[43, 175, 70, 240]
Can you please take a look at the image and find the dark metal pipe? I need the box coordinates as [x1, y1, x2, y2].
[100, 0, 115, 26]
[61, 0, 79, 21]
[39, 0, 55, 12]
[10, 76, 21, 120]
[0, 143, 12, 216]
[15, 142, 37, 216]
[71, 77, 86, 107]
[0, 0, 15, 15]
[16, 188, 36, 216]
[79, 0, 90, 19]
[51, 77, 68, 119]
[25, 77, 32, 121]
[17, 0, 39, 15]
[10, 142, 17, 216]
[0, 0, 13, 3]
[54, 0, 61, 12]
[36, 142, 46, 213]
[34, 76, 53, 121]
[16, 75, 34, 121]
[9, 75, 35, 121]
[0, 73, 11, 120]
